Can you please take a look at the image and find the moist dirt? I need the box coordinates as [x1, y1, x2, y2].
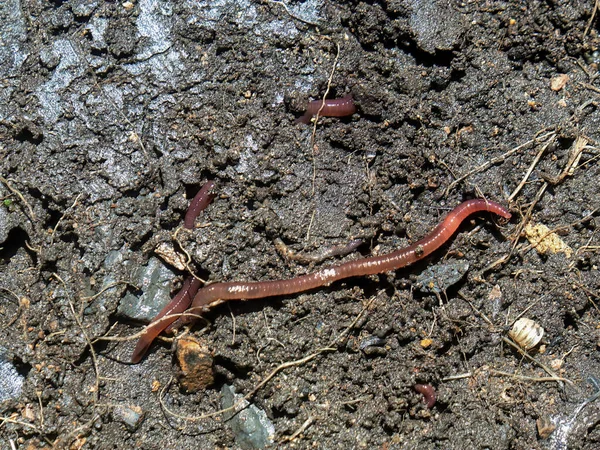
[1, 0, 600, 449]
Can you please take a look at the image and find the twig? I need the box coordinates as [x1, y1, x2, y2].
[309, 39, 341, 196]
[0, 415, 42, 432]
[519, 208, 598, 257]
[490, 369, 572, 384]
[539, 135, 589, 185]
[483, 180, 549, 274]
[584, 0, 600, 38]
[0, 287, 25, 327]
[264, 0, 321, 26]
[50, 193, 83, 244]
[280, 415, 315, 443]
[507, 136, 555, 201]
[80, 281, 131, 302]
[172, 227, 208, 284]
[443, 129, 556, 197]
[442, 372, 473, 382]
[52, 273, 101, 403]
[51, 414, 100, 449]
[502, 336, 573, 388]
[0, 176, 36, 222]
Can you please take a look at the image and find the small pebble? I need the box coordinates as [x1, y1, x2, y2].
[415, 261, 469, 294]
[221, 385, 275, 449]
[113, 404, 145, 432]
[0, 349, 24, 402]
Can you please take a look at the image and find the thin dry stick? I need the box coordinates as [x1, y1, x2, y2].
[159, 349, 336, 423]
[280, 415, 315, 443]
[580, 79, 600, 93]
[520, 208, 598, 256]
[0, 287, 25, 327]
[172, 227, 208, 284]
[50, 193, 83, 244]
[502, 336, 573, 388]
[51, 414, 101, 449]
[0, 415, 42, 432]
[81, 281, 131, 302]
[36, 390, 44, 429]
[513, 181, 548, 248]
[0, 176, 36, 221]
[93, 310, 209, 348]
[305, 40, 340, 242]
[575, 283, 600, 315]
[483, 180, 549, 273]
[508, 288, 558, 324]
[309, 39, 341, 194]
[508, 136, 555, 201]
[443, 129, 556, 197]
[584, 0, 600, 38]
[52, 273, 101, 403]
[159, 296, 377, 423]
[458, 292, 495, 327]
[540, 135, 588, 184]
[264, 0, 321, 26]
[490, 370, 573, 384]
[441, 372, 473, 382]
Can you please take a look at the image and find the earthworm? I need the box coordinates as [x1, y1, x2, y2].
[414, 383, 436, 408]
[295, 94, 356, 124]
[186, 199, 510, 312]
[132, 198, 510, 362]
[183, 180, 216, 229]
[131, 277, 201, 363]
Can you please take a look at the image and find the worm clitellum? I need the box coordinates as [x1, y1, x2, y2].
[295, 94, 356, 124]
[131, 198, 510, 362]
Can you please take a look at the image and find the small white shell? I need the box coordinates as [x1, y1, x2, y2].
[509, 318, 544, 350]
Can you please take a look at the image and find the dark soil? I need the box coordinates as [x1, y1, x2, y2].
[2, 0, 600, 448]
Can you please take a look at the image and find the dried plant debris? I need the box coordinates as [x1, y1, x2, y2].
[523, 223, 573, 258]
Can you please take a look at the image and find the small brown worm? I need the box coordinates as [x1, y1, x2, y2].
[132, 198, 510, 361]
[131, 277, 201, 363]
[414, 384, 436, 408]
[183, 180, 216, 229]
[295, 94, 356, 124]
[274, 238, 363, 264]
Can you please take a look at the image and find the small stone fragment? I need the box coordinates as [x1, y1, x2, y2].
[415, 261, 469, 294]
[550, 74, 569, 91]
[221, 385, 275, 449]
[113, 404, 145, 432]
[359, 336, 386, 352]
[117, 257, 176, 321]
[0, 349, 24, 402]
[176, 337, 214, 392]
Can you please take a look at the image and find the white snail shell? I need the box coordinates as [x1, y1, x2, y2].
[509, 318, 544, 350]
